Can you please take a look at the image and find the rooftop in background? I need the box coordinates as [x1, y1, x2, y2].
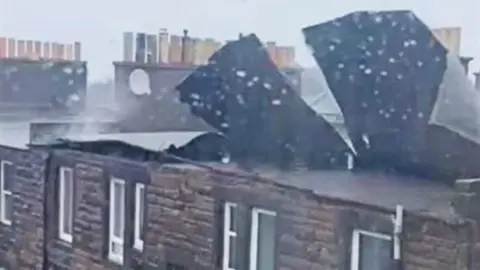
[121, 29, 297, 69]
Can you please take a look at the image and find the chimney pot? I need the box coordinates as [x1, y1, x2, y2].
[459, 56, 473, 74]
[474, 71, 480, 91]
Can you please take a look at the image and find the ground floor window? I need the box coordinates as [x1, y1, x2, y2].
[221, 202, 277, 270]
[108, 178, 125, 264]
[350, 229, 392, 270]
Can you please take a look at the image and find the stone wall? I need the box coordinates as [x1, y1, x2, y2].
[0, 146, 48, 270]
[46, 150, 148, 270]
[0, 145, 474, 270]
[145, 163, 470, 270]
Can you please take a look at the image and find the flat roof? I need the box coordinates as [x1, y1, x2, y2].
[164, 163, 460, 223]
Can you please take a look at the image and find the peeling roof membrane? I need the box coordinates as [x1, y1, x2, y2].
[177, 34, 352, 169]
[33, 131, 228, 163]
[61, 131, 205, 151]
[303, 10, 480, 180]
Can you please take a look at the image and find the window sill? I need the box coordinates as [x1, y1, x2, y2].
[0, 219, 11, 226]
[108, 254, 124, 265]
[59, 233, 73, 244]
[133, 241, 144, 251]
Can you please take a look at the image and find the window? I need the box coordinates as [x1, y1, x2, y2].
[0, 161, 13, 225]
[222, 202, 238, 270]
[108, 178, 126, 264]
[221, 204, 277, 270]
[249, 208, 276, 270]
[134, 183, 145, 250]
[350, 229, 392, 270]
[58, 167, 74, 242]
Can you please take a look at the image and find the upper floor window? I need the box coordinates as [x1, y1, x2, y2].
[134, 183, 145, 251]
[249, 208, 276, 270]
[222, 202, 238, 270]
[108, 178, 125, 264]
[58, 167, 74, 243]
[350, 229, 392, 270]
[0, 160, 14, 225]
[221, 202, 276, 270]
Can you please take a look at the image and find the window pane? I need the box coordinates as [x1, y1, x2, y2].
[256, 213, 275, 270]
[359, 234, 391, 270]
[229, 205, 237, 232]
[139, 187, 144, 240]
[111, 240, 123, 255]
[63, 175, 73, 235]
[2, 162, 13, 191]
[113, 182, 124, 238]
[4, 194, 12, 221]
[228, 235, 237, 269]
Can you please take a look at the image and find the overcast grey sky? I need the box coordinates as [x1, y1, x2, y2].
[1, 0, 479, 81]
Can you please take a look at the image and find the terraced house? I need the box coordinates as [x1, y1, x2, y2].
[0, 132, 478, 270]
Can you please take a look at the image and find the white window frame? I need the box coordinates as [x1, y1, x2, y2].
[249, 208, 277, 270]
[222, 202, 237, 270]
[108, 178, 126, 264]
[350, 229, 392, 270]
[58, 167, 74, 243]
[133, 183, 145, 251]
[0, 160, 13, 226]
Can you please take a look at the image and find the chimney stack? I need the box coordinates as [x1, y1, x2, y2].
[181, 29, 189, 64]
[7, 38, 16, 58]
[43, 42, 51, 60]
[34, 41, 42, 60]
[474, 71, 480, 91]
[74, 42, 81, 61]
[135, 33, 147, 63]
[0, 37, 6, 58]
[459, 56, 473, 74]
[123, 32, 134, 62]
[146, 34, 158, 63]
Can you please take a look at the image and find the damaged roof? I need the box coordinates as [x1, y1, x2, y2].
[59, 131, 205, 151]
[258, 168, 459, 222]
[164, 162, 460, 223]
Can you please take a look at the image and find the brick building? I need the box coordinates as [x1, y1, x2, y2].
[0, 139, 480, 269]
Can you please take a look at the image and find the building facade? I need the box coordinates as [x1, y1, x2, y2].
[0, 142, 479, 269]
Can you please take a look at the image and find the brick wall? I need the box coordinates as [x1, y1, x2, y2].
[146, 163, 470, 270]
[0, 146, 48, 270]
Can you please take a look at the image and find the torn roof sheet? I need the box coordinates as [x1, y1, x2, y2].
[176, 34, 352, 169]
[61, 131, 205, 152]
[303, 10, 480, 180]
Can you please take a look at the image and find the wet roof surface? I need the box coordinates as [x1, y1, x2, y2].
[166, 163, 460, 222]
[257, 168, 459, 221]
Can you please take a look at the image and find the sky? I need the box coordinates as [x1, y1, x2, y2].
[1, 0, 479, 82]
